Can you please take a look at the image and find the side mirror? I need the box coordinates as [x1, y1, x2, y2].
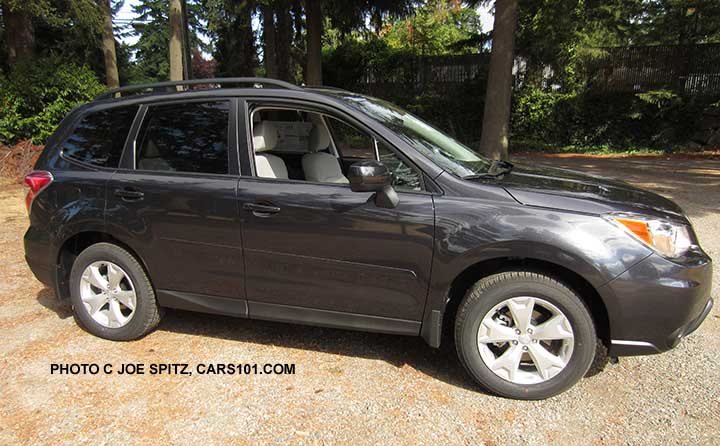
[348, 160, 399, 209]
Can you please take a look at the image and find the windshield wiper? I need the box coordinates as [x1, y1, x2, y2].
[463, 160, 514, 180]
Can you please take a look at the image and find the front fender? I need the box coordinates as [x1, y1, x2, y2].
[421, 195, 652, 347]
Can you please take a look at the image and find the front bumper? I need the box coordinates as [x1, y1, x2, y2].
[598, 250, 713, 357]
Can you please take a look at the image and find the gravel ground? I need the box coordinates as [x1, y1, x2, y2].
[0, 155, 718, 445]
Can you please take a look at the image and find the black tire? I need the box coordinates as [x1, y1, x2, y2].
[454, 271, 596, 400]
[69, 242, 161, 341]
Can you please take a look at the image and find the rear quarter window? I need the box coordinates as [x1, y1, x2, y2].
[61, 105, 139, 168]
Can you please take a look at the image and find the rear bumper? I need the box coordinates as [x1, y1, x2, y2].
[24, 226, 55, 287]
[600, 251, 713, 356]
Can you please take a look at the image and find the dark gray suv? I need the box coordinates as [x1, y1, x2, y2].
[23, 78, 713, 399]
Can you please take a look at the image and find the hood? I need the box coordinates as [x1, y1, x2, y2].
[497, 162, 686, 220]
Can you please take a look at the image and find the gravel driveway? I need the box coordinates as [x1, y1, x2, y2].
[1, 155, 718, 445]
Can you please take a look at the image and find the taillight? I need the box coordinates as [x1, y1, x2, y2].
[24, 171, 53, 214]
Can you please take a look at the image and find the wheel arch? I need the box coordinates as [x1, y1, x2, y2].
[427, 256, 611, 349]
[54, 231, 150, 300]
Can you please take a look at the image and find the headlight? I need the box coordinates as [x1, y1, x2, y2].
[607, 214, 694, 258]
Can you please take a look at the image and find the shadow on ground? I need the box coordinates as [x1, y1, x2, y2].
[36, 287, 72, 319]
[37, 287, 609, 393]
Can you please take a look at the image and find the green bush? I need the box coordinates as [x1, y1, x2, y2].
[323, 39, 417, 95]
[510, 88, 710, 152]
[0, 58, 105, 145]
[511, 87, 574, 143]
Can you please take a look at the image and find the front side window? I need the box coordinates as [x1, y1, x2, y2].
[377, 142, 422, 191]
[327, 117, 422, 191]
[326, 118, 374, 159]
[136, 101, 229, 174]
[62, 105, 139, 168]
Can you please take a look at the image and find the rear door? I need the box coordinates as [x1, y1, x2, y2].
[105, 98, 246, 313]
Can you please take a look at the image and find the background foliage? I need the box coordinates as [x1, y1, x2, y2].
[0, 57, 104, 143]
[1, 0, 719, 153]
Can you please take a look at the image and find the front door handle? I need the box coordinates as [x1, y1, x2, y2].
[114, 188, 144, 201]
[243, 202, 281, 215]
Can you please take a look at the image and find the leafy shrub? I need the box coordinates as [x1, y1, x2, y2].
[511, 87, 575, 143]
[510, 88, 711, 152]
[323, 39, 414, 93]
[0, 57, 105, 145]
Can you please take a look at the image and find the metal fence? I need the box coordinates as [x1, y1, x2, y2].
[357, 53, 490, 98]
[587, 44, 720, 95]
[354, 44, 720, 97]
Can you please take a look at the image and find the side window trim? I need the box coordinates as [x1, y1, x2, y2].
[372, 138, 380, 161]
[240, 99, 255, 177]
[120, 104, 148, 170]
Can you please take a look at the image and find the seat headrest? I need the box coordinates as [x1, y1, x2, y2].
[253, 122, 279, 153]
[308, 124, 330, 153]
[144, 140, 161, 158]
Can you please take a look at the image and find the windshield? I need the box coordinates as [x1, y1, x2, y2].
[324, 91, 492, 177]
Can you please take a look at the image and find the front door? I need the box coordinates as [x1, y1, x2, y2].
[239, 103, 435, 325]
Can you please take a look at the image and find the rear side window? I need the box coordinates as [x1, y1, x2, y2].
[62, 106, 139, 168]
[136, 101, 230, 174]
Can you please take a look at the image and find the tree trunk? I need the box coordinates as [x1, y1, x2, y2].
[305, 0, 322, 86]
[238, 0, 258, 76]
[261, 4, 279, 79]
[276, 0, 292, 81]
[100, 0, 120, 88]
[214, 0, 257, 77]
[372, 8, 383, 35]
[180, 0, 192, 79]
[292, 0, 303, 46]
[3, 1, 35, 65]
[479, 0, 517, 160]
[169, 0, 184, 81]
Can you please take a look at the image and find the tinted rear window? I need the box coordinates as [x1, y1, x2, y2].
[62, 106, 139, 168]
[136, 101, 230, 174]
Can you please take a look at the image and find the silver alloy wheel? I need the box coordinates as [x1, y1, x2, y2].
[79, 261, 137, 328]
[477, 296, 574, 385]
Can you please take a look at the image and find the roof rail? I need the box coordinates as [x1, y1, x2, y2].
[96, 77, 302, 100]
[306, 85, 351, 93]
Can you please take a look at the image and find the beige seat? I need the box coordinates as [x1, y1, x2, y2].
[253, 122, 288, 179]
[301, 124, 349, 184]
[138, 140, 174, 171]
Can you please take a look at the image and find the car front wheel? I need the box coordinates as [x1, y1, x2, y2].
[455, 271, 596, 400]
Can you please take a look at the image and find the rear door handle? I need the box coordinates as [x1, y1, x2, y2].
[114, 188, 145, 201]
[242, 202, 281, 215]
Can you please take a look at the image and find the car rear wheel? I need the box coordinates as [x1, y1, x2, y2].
[455, 271, 596, 400]
[70, 242, 161, 341]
